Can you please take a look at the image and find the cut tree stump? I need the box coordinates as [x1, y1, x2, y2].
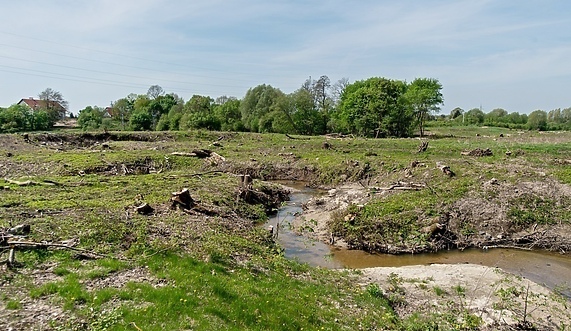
[171, 188, 195, 210]
[437, 162, 455, 177]
[134, 203, 154, 215]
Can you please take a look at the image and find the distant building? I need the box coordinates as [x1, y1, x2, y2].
[17, 97, 67, 118]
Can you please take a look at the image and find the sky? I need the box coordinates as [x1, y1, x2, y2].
[1, 0, 570, 115]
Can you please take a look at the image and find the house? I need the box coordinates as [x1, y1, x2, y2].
[104, 106, 113, 117]
[18, 97, 67, 118]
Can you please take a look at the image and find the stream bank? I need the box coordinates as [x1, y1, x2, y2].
[270, 182, 571, 297]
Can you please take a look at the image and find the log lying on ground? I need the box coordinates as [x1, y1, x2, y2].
[171, 149, 226, 161]
[285, 134, 310, 140]
[373, 181, 427, 191]
[436, 162, 455, 177]
[3, 178, 60, 186]
[461, 148, 493, 157]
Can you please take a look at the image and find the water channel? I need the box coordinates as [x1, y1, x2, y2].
[266, 182, 571, 299]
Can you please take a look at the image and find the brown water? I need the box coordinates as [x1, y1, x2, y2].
[267, 183, 571, 298]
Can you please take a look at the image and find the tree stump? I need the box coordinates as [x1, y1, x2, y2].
[171, 188, 195, 210]
[134, 203, 154, 215]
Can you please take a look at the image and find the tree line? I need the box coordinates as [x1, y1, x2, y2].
[2, 77, 569, 135]
[438, 106, 571, 131]
[74, 76, 443, 138]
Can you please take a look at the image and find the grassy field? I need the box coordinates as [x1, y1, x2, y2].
[1, 126, 571, 330]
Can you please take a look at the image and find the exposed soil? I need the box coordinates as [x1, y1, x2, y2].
[294, 178, 571, 255]
[359, 264, 571, 330]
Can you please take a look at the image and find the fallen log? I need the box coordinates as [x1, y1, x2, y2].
[285, 134, 310, 140]
[374, 182, 426, 191]
[3, 178, 58, 186]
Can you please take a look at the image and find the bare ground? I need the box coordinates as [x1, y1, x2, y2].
[359, 264, 571, 330]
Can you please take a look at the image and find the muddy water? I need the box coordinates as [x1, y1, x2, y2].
[267, 183, 571, 298]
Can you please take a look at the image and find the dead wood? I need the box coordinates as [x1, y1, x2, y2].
[3, 178, 58, 186]
[374, 181, 426, 191]
[285, 134, 310, 140]
[436, 162, 455, 177]
[1, 240, 110, 262]
[171, 188, 195, 210]
[6, 224, 31, 236]
[461, 148, 493, 157]
[135, 203, 154, 215]
[417, 140, 429, 153]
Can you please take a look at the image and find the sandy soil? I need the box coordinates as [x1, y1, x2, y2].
[358, 263, 571, 329]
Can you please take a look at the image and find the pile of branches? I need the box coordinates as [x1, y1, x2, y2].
[1, 224, 100, 268]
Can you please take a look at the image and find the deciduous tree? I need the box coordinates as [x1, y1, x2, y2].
[405, 78, 443, 137]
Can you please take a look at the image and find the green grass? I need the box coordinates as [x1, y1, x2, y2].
[2, 127, 571, 330]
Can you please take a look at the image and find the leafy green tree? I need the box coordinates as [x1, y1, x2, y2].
[335, 77, 410, 137]
[111, 97, 134, 129]
[464, 108, 485, 125]
[287, 88, 323, 135]
[129, 110, 153, 131]
[179, 95, 219, 130]
[213, 98, 244, 131]
[31, 110, 51, 131]
[0, 104, 31, 132]
[485, 108, 508, 125]
[240, 84, 285, 132]
[506, 112, 527, 125]
[449, 107, 464, 120]
[527, 110, 548, 130]
[404, 78, 443, 137]
[38, 88, 68, 125]
[155, 114, 170, 131]
[77, 106, 104, 131]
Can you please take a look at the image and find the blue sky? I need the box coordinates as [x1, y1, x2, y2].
[1, 0, 570, 115]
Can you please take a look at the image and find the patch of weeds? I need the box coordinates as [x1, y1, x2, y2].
[5, 299, 22, 310]
[433, 285, 447, 296]
[366, 283, 384, 298]
[453, 285, 466, 297]
[53, 266, 72, 276]
[30, 274, 92, 310]
[86, 258, 128, 279]
[507, 194, 557, 226]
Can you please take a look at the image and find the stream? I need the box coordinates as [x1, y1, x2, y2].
[266, 183, 571, 299]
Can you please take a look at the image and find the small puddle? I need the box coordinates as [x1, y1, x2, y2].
[267, 182, 571, 298]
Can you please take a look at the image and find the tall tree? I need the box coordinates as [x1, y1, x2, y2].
[112, 98, 134, 129]
[336, 77, 411, 137]
[527, 110, 548, 130]
[38, 88, 69, 124]
[449, 107, 464, 120]
[147, 85, 165, 99]
[405, 78, 443, 137]
[240, 84, 285, 132]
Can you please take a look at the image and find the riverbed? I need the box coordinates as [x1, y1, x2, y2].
[267, 182, 571, 298]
